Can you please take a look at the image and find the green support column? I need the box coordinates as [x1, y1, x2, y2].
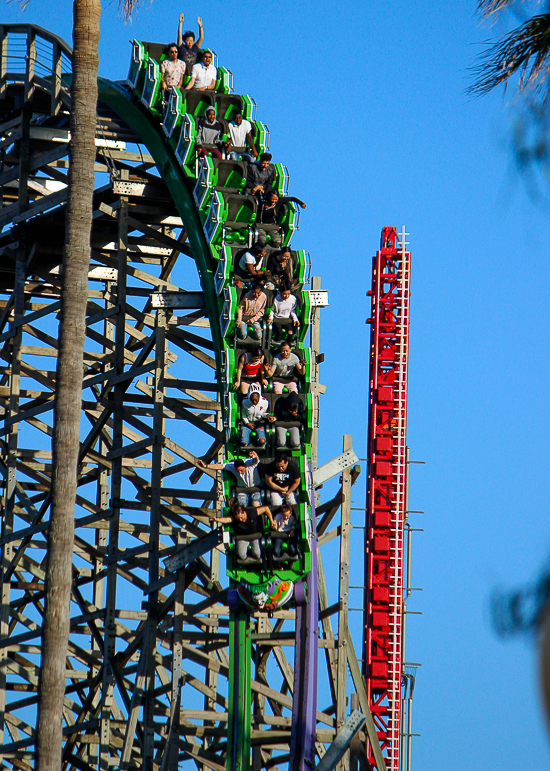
[227, 608, 252, 771]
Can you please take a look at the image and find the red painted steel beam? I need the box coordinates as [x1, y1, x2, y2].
[363, 227, 411, 771]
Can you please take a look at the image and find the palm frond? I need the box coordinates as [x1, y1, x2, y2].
[119, 0, 142, 21]
[469, 13, 550, 98]
[492, 569, 550, 637]
[477, 0, 550, 19]
[477, 0, 517, 18]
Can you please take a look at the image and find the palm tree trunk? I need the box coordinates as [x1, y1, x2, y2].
[36, 2, 101, 769]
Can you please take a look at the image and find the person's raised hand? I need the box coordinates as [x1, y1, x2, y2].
[197, 15, 203, 26]
[180, 12, 184, 24]
[196, 458, 206, 469]
[300, 202, 307, 209]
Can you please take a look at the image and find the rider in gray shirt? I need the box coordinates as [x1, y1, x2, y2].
[266, 342, 306, 394]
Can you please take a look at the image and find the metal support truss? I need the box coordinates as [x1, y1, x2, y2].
[363, 227, 411, 771]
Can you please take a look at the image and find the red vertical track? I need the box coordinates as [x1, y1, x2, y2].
[364, 227, 411, 771]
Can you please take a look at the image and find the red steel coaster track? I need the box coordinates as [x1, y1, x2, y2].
[364, 226, 411, 771]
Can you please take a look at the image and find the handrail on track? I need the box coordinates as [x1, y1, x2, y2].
[0, 23, 73, 113]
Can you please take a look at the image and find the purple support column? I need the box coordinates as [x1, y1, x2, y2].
[289, 468, 319, 770]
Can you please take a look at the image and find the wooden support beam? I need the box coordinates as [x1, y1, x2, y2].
[336, 435, 353, 771]
[0, 248, 25, 751]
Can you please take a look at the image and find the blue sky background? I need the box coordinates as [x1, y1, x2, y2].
[4, 0, 550, 767]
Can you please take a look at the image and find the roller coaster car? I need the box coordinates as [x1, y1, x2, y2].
[194, 156, 247, 210]
[203, 189, 258, 247]
[128, 41, 267, 155]
[232, 390, 311, 452]
[222, 492, 313, 612]
[215, 245, 306, 296]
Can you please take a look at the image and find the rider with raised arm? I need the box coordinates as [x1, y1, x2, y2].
[196, 450, 262, 507]
[177, 13, 204, 73]
[210, 500, 273, 562]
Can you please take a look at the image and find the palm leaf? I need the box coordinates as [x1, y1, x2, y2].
[477, 0, 517, 17]
[470, 13, 550, 97]
[119, 0, 141, 20]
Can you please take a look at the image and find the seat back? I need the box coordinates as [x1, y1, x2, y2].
[213, 159, 247, 191]
[224, 193, 257, 226]
[185, 90, 216, 117]
[216, 93, 244, 121]
[140, 40, 167, 63]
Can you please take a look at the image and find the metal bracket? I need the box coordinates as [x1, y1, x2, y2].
[150, 291, 205, 309]
[308, 290, 329, 307]
[312, 448, 359, 488]
[315, 710, 367, 771]
[163, 528, 229, 573]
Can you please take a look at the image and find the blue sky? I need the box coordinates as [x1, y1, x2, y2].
[4, 0, 550, 767]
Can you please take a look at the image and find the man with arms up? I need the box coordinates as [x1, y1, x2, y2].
[177, 13, 204, 74]
[197, 450, 262, 507]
